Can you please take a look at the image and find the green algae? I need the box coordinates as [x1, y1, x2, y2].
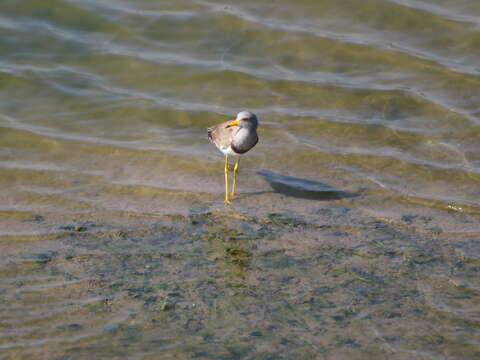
[2, 208, 478, 359]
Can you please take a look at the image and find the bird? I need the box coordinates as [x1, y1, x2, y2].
[207, 111, 259, 204]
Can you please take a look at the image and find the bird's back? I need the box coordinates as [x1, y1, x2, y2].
[207, 121, 234, 149]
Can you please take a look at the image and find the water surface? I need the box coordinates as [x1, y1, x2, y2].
[1, 0, 479, 359]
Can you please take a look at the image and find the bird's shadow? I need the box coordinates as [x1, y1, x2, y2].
[256, 170, 357, 201]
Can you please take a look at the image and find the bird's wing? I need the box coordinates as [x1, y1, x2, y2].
[207, 121, 234, 148]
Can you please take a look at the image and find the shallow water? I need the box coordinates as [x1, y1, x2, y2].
[1, 0, 479, 359]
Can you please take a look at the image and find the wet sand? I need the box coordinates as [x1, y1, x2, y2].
[1, 188, 480, 359]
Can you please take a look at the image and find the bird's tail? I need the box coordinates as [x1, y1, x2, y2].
[207, 127, 214, 142]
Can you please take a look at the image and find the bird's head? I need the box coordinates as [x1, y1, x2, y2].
[225, 111, 258, 129]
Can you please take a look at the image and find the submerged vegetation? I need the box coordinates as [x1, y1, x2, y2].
[2, 207, 479, 358]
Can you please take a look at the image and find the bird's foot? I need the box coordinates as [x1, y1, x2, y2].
[224, 198, 232, 205]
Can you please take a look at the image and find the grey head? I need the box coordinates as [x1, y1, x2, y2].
[227, 111, 258, 131]
[227, 111, 259, 154]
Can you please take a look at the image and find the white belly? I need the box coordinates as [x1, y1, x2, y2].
[219, 146, 241, 156]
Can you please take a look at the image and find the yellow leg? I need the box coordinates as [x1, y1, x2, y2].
[224, 155, 231, 204]
[231, 158, 240, 198]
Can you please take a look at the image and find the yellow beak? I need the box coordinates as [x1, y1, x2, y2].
[225, 119, 241, 128]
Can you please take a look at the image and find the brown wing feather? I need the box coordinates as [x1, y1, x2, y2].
[207, 121, 234, 149]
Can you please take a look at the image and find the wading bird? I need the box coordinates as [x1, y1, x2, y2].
[207, 111, 259, 204]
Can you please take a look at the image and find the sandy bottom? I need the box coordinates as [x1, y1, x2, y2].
[1, 188, 479, 360]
